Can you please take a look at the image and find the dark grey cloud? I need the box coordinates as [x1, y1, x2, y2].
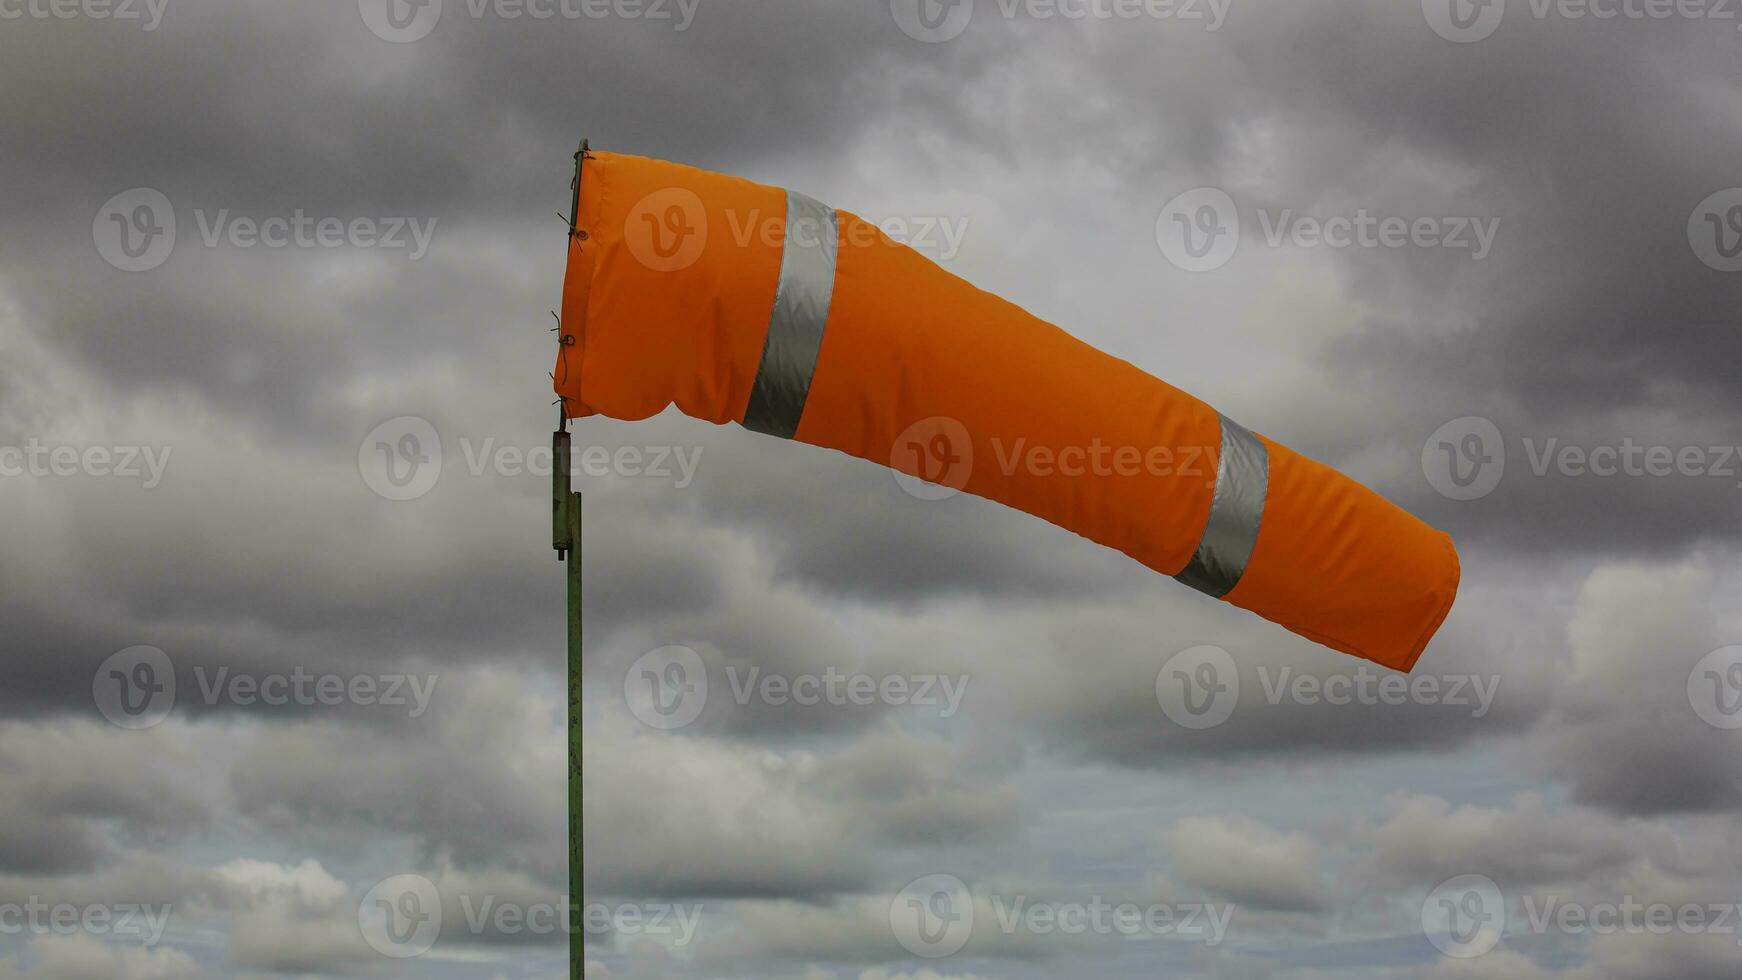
[885, 1, 1742, 556]
[0, 721, 214, 874]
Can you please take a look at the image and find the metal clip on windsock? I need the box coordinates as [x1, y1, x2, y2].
[554, 149, 1460, 672]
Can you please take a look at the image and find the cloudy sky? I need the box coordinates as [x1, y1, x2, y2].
[2, 0, 1741, 977]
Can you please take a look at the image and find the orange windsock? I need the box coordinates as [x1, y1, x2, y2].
[556, 150, 1459, 672]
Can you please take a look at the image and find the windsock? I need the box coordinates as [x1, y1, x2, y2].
[556, 150, 1459, 672]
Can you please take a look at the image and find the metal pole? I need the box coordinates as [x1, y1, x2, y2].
[556, 137, 590, 980]
[554, 421, 581, 979]
[566, 487, 582, 980]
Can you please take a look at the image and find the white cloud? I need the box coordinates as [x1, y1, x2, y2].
[1167, 815, 1328, 912]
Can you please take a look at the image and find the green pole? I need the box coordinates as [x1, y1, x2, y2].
[554, 421, 580, 978]
[557, 137, 590, 980]
[567, 488, 582, 980]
